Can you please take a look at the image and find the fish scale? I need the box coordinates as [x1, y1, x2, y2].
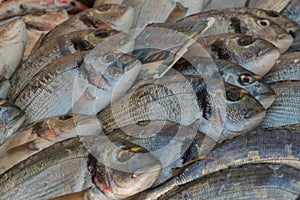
[258, 81, 300, 128]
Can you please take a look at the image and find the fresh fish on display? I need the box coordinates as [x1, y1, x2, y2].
[245, 0, 292, 12]
[264, 52, 300, 83]
[282, 0, 300, 24]
[0, 19, 26, 79]
[0, 76, 10, 98]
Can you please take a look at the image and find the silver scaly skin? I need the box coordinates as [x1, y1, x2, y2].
[0, 136, 162, 200]
[173, 57, 276, 109]
[175, 9, 293, 53]
[8, 28, 132, 103]
[264, 52, 300, 83]
[130, 124, 300, 200]
[97, 74, 266, 142]
[191, 33, 280, 76]
[44, 4, 135, 41]
[258, 81, 300, 128]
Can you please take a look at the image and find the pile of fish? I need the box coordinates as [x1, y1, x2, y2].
[0, 0, 300, 199]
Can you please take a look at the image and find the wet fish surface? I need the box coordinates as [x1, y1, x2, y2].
[175, 8, 293, 53]
[0, 113, 102, 174]
[189, 33, 280, 76]
[8, 28, 133, 103]
[258, 81, 300, 128]
[264, 52, 300, 83]
[0, 19, 26, 79]
[163, 164, 300, 200]
[0, 136, 162, 200]
[0, 99, 25, 146]
[131, 124, 300, 199]
[172, 57, 276, 109]
[282, 0, 300, 24]
[0, 75, 10, 98]
[245, 0, 291, 12]
[98, 74, 266, 142]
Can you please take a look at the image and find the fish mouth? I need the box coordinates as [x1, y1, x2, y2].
[275, 33, 293, 53]
[256, 92, 276, 109]
[252, 48, 280, 76]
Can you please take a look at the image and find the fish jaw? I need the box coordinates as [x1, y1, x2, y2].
[275, 32, 294, 53]
[242, 48, 280, 76]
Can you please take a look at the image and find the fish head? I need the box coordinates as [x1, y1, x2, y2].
[246, 16, 293, 53]
[83, 50, 141, 97]
[226, 35, 280, 76]
[217, 59, 275, 109]
[85, 4, 135, 31]
[222, 83, 266, 140]
[83, 136, 162, 199]
[0, 99, 25, 144]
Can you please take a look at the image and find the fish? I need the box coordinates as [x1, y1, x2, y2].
[0, 136, 162, 199]
[14, 48, 141, 122]
[131, 124, 300, 199]
[44, 4, 135, 41]
[175, 9, 293, 53]
[172, 57, 276, 109]
[49, 187, 110, 200]
[0, 99, 25, 146]
[258, 81, 300, 128]
[0, 75, 10, 98]
[133, 18, 212, 79]
[163, 164, 300, 200]
[0, 19, 26, 79]
[246, 0, 292, 12]
[189, 33, 280, 76]
[8, 28, 133, 103]
[0, 0, 74, 20]
[67, 0, 89, 14]
[282, 0, 300, 24]
[97, 74, 266, 142]
[263, 52, 300, 83]
[21, 8, 69, 60]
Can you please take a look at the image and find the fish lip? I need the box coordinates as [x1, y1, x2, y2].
[257, 47, 277, 57]
[275, 33, 293, 53]
[256, 92, 276, 109]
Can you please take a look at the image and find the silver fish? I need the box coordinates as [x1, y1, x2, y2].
[0, 136, 162, 200]
[0, 75, 10, 98]
[8, 28, 134, 103]
[0, 113, 101, 175]
[176, 9, 293, 53]
[246, 0, 292, 12]
[0, 19, 26, 79]
[164, 164, 300, 200]
[264, 52, 300, 83]
[44, 4, 135, 41]
[0, 99, 25, 146]
[190, 33, 280, 76]
[98, 74, 266, 142]
[173, 58, 275, 109]
[282, 0, 300, 24]
[258, 81, 300, 128]
[131, 124, 300, 200]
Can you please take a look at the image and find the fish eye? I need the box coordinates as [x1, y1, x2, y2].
[265, 11, 280, 17]
[238, 36, 256, 46]
[103, 54, 115, 63]
[94, 29, 111, 38]
[257, 19, 270, 27]
[59, 114, 73, 120]
[117, 149, 134, 162]
[97, 4, 112, 12]
[238, 74, 255, 86]
[226, 89, 243, 101]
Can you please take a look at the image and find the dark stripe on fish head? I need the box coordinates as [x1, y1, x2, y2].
[230, 17, 242, 33]
[211, 40, 232, 61]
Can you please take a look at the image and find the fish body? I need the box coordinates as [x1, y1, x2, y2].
[14, 49, 141, 122]
[0, 19, 26, 79]
[245, 0, 291, 12]
[0, 113, 102, 174]
[0, 75, 10, 98]
[0, 99, 25, 146]
[97, 74, 266, 142]
[164, 164, 300, 200]
[282, 0, 300, 24]
[191, 33, 280, 76]
[176, 9, 293, 53]
[133, 124, 300, 199]
[0, 0, 74, 20]
[8, 28, 132, 103]
[173, 58, 275, 109]
[21, 9, 69, 60]
[0, 136, 162, 199]
[264, 52, 300, 83]
[44, 4, 135, 41]
[258, 81, 300, 128]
